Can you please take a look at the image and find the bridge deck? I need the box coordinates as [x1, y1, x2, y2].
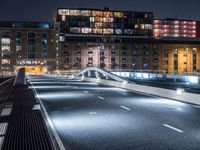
[0, 79, 54, 150]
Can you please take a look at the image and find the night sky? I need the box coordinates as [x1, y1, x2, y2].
[0, 0, 200, 22]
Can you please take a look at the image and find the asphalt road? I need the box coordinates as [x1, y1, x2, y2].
[129, 78, 200, 94]
[28, 75, 200, 150]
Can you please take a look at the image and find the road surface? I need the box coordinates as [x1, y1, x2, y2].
[28, 75, 200, 150]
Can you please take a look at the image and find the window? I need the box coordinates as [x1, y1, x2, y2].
[41, 33, 48, 58]
[1, 45, 10, 52]
[16, 32, 22, 58]
[92, 29, 102, 34]
[81, 10, 91, 16]
[115, 29, 122, 34]
[1, 38, 10, 45]
[69, 10, 81, 16]
[145, 24, 152, 29]
[114, 12, 124, 18]
[95, 23, 103, 28]
[2, 32, 10, 38]
[90, 17, 95, 22]
[125, 29, 133, 35]
[92, 11, 102, 17]
[58, 9, 70, 15]
[70, 27, 81, 33]
[2, 59, 10, 65]
[103, 29, 113, 34]
[82, 28, 92, 34]
[103, 12, 113, 17]
[103, 17, 113, 23]
[28, 32, 36, 59]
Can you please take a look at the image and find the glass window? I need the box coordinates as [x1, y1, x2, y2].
[92, 11, 102, 17]
[115, 29, 123, 34]
[95, 23, 103, 28]
[28, 32, 36, 59]
[114, 12, 124, 18]
[103, 11, 113, 17]
[58, 9, 70, 15]
[90, 17, 95, 22]
[1, 38, 10, 45]
[95, 17, 103, 22]
[2, 59, 10, 65]
[92, 29, 102, 34]
[103, 17, 113, 23]
[69, 10, 81, 16]
[103, 29, 113, 34]
[82, 28, 92, 34]
[145, 24, 152, 29]
[81, 10, 91, 16]
[2, 32, 10, 38]
[1, 45, 10, 52]
[70, 27, 81, 33]
[125, 29, 134, 34]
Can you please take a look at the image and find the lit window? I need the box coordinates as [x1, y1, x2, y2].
[125, 29, 133, 35]
[140, 24, 145, 29]
[144, 24, 152, 29]
[103, 17, 113, 22]
[58, 9, 69, 15]
[114, 12, 124, 18]
[92, 11, 102, 17]
[103, 29, 113, 34]
[92, 29, 102, 34]
[69, 10, 81, 16]
[81, 10, 91, 16]
[90, 17, 95, 22]
[95, 23, 103, 28]
[82, 28, 92, 34]
[1, 38, 10, 45]
[62, 15, 66, 21]
[103, 11, 113, 17]
[1, 45, 10, 52]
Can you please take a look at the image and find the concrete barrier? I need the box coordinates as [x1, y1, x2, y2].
[82, 77, 200, 106]
[13, 67, 26, 86]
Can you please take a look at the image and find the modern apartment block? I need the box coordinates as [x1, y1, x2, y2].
[54, 8, 157, 71]
[55, 8, 154, 36]
[0, 21, 57, 75]
[153, 18, 198, 39]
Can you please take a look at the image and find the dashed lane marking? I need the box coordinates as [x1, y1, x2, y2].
[163, 124, 183, 133]
[120, 106, 131, 111]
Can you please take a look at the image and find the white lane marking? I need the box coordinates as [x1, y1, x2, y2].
[84, 91, 89, 93]
[0, 137, 4, 150]
[89, 112, 97, 115]
[120, 106, 131, 111]
[192, 105, 200, 109]
[98, 96, 104, 100]
[163, 124, 183, 133]
[31, 84, 66, 150]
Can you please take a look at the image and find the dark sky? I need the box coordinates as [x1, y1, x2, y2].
[0, 0, 200, 22]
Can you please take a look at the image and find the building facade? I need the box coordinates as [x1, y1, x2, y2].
[153, 19, 197, 39]
[0, 21, 57, 75]
[53, 8, 200, 75]
[0, 8, 200, 76]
